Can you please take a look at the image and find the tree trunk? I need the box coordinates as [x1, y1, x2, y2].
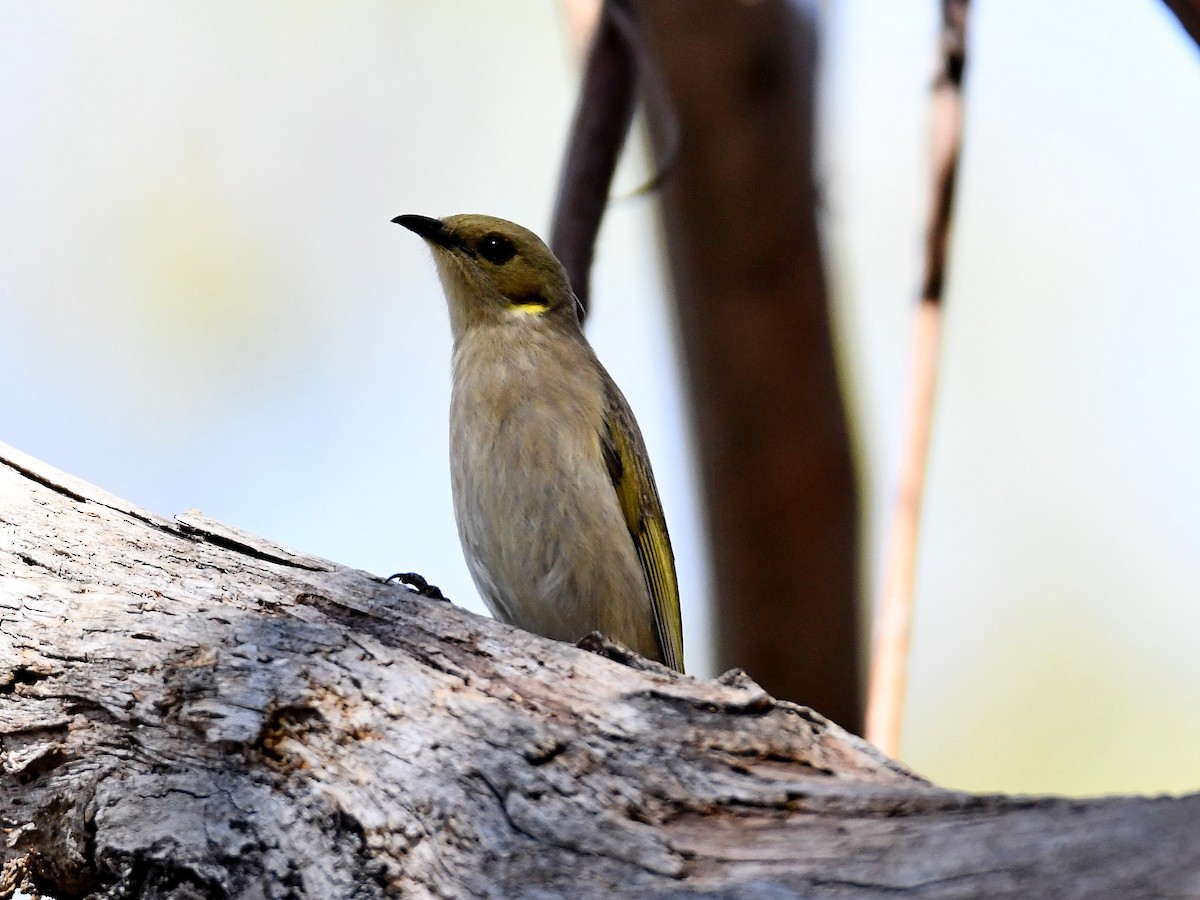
[1, 441, 1197, 899]
[634, 0, 864, 732]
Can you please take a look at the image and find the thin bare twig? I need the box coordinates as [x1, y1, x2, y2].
[866, 0, 969, 757]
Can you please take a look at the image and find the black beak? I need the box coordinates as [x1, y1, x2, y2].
[392, 214, 464, 252]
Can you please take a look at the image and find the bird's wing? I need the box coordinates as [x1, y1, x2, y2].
[600, 380, 685, 673]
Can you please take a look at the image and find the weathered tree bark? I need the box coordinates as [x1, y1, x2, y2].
[1, 442, 1198, 900]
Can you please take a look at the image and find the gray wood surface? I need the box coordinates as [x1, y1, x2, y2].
[1, 441, 1197, 898]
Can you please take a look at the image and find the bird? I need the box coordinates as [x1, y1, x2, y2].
[393, 213, 684, 672]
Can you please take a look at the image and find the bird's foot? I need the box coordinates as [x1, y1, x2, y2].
[576, 631, 672, 674]
[385, 572, 449, 602]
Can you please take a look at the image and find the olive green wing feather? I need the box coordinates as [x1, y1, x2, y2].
[600, 380, 685, 673]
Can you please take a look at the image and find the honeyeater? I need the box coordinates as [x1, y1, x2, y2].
[394, 213, 684, 673]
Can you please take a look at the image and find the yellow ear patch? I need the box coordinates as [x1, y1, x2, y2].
[508, 303, 550, 317]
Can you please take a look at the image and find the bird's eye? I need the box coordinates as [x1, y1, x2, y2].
[477, 233, 517, 265]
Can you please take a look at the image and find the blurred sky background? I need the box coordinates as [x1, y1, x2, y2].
[2, 1, 1198, 797]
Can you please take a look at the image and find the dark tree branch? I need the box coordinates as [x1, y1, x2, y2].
[1161, 0, 1200, 49]
[550, 0, 639, 318]
[634, 0, 863, 731]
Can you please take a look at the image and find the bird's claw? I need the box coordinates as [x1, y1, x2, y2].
[576, 631, 671, 673]
[386, 572, 449, 602]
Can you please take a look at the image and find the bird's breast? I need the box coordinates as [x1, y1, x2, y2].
[450, 329, 604, 469]
[447, 327, 650, 646]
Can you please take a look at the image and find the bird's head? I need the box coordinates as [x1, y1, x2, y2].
[394, 213, 581, 341]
